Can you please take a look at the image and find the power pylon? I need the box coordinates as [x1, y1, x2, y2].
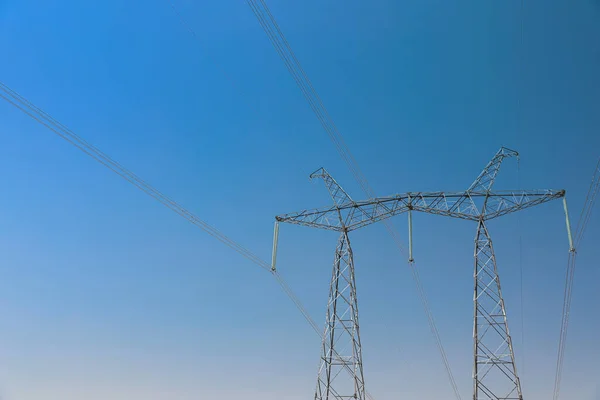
[272, 148, 573, 400]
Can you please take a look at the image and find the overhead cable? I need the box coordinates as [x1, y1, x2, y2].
[0, 82, 270, 270]
[574, 158, 600, 248]
[0, 80, 330, 360]
[553, 157, 600, 400]
[245, 1, 461, 399]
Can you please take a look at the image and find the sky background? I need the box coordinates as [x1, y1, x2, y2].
[0, 0, 599, 399]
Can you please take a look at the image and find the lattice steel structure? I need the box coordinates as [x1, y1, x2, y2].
[273, 148, 571, 400]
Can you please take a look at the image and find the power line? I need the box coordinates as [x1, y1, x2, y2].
[574, 158, 600, 248]
[1, 81, 376, 399]
[0, 82, 269, 270]
[553, 251, 577, 400]
[553, 157, 600, 400]
[0, 80, 327, 355]
[245, 0, 379, 205]
[163, 4, 383, 398]
[245, 1, 461, 398]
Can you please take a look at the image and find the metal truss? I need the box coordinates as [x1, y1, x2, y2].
[315, 230, 365, 400]
[274, 148, 571, 400]
[276, 189, 564, 231]
[472, 219, 522, 399]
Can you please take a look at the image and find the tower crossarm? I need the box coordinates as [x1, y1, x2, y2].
[275, 197, 416, 231]
[275, 193, 471, 231]
[276, 204, 352, 231]
[409, 189, 565, 221]
[274, 192, 480, 231]
[275, 193, 480, 231]
[275, 189, 565, 231]
[482, 189, 565, 220]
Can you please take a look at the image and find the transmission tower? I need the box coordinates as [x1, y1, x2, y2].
[272, 148, 573, 400]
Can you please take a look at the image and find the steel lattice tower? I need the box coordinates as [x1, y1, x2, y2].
[315, 230, 365, 400]
[272, 148, 573, 400]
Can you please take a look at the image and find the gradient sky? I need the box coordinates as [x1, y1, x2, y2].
[0, 0, 599, 399]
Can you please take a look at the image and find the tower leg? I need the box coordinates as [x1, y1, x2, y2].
[473, 220, 523, 400]
[315, 231, 366, 400]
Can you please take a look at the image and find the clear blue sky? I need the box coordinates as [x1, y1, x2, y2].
[0, 0, 598, 399]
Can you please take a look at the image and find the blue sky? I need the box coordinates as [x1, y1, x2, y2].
[0, 0, 598, 399]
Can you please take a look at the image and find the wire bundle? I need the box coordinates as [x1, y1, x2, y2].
[0, 82, 271, 270]
[244, 1, 463, 399]
[553, 157, 600, 400]
[0, 78, 369, 399]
